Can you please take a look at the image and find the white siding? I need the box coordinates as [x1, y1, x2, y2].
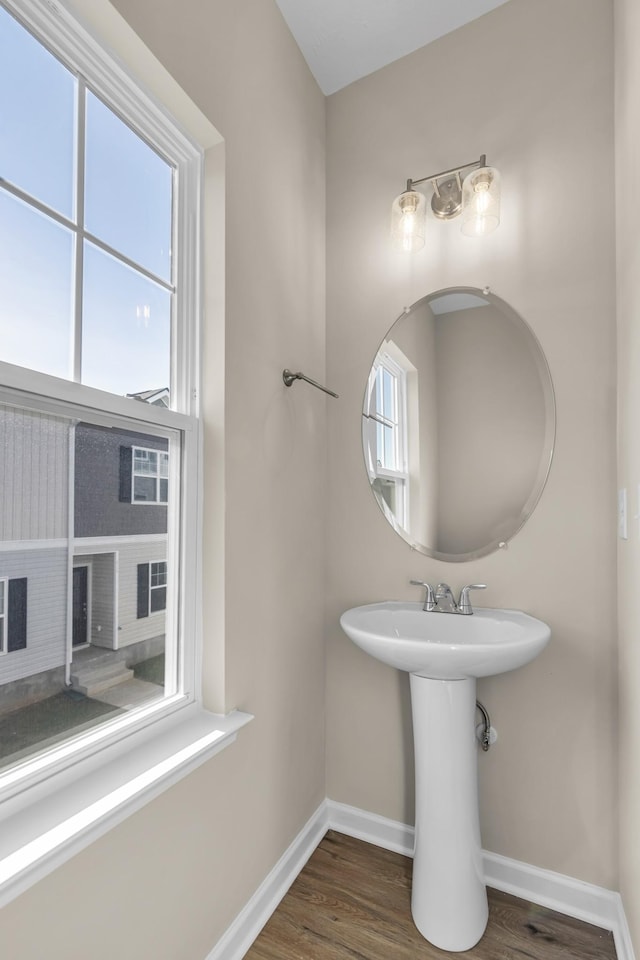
[89, 553, 115, 647]
[0, 407, 70, 541]
[117, 540, 167, 648]
[0, 547, 67, 684]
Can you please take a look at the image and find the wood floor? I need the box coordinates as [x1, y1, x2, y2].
[244, 831, 617, 960]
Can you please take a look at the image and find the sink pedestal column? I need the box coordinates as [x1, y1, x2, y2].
[410, 674, 488, 952]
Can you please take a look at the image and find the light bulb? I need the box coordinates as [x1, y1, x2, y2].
[391, 189, 426, 252]
[461, 166, 500, 237]
[473, 181, 491, 216]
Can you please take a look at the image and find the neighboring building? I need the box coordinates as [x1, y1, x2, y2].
[0, 406, 70, 705]
[0, 407, 168, 712]
[73, 422, 168, 652]
[125, 387, 170, 408]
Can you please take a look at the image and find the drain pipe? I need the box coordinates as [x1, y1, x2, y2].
[64, 423, 76, 688]
[475, 700, 493, 752]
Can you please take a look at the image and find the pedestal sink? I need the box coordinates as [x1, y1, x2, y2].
[339, 601, 550, 952]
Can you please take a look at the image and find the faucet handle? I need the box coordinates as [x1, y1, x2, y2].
[458, 584, 487, 615]
[410, 579, 436, 611]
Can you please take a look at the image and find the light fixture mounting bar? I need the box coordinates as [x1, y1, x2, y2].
[406, 155, 487, 192]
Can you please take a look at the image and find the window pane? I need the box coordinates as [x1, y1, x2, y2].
[134, 450, 157, 475]
[150, 586, 166, 613]
[133, 477, 157, 503]
[134, 476, 157, 502]
[0, 191, 74, 379]
[382, 369, 394, 420]
[84, 91, 172, 281]
[382, 424, 394, 469]
[159, 478, 168, 503]
[374, 370, 383, 416]
[0, 6, 76, 218]
[82, 241, 171, 398]
[0, 408, 176, 772]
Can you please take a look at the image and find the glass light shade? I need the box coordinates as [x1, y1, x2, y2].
[391, 189, 426, 252]
[461, 166, 501, 237]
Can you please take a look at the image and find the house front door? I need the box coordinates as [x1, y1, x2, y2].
[72, 565, 89, 646]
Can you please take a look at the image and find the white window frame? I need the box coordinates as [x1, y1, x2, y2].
[0, 578, 7, 655]
[0, 0, 199, 754]
[0, 0, 251, 911]
[364, 352, 409, 528]
[132, 447, 169, 505]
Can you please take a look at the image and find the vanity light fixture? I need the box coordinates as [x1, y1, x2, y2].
[391, 154, 501, 251]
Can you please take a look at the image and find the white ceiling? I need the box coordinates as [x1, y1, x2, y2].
[274, 0, 511, 95]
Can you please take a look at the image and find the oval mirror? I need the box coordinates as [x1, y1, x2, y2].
[362, 287, 555, 561]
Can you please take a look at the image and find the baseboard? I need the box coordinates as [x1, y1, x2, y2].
[326, 798, 414, 856]
[206, 798, 636, 960]
[205, 801, 329, 960]
[483, 849, 634, 958]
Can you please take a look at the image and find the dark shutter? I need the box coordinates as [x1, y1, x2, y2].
[119, 446, 133, 502]
[8, 578, 27, 652]
[137, 563, 149, 619]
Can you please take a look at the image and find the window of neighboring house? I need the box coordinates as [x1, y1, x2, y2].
[137, 561, 167, 618]
[0, 577, 28, 656]
[0, 580, 5, 654]
[0, 0, 201, 785]
[364, 353, 409, 528]
[132, 447, 169, 504]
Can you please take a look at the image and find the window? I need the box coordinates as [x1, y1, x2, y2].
[0, 0, 251, 915]
[0, 577, 28, 656]
[0, 0, 201, 783]
[364, 353, 409, 528]
[150, 561, 168, 613]
[132, 447, 169, 504]
[137, 561, 167, 618]
[0, 581, 5, 654]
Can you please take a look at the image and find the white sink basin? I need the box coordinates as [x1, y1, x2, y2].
[340, 601, 550, 680]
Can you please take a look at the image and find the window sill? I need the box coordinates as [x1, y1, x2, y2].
[0, 705, 253, 908]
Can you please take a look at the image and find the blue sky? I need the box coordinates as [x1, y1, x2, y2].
[0, 4, 174, 397]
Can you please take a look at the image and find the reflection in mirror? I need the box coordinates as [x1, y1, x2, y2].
[363, 288, 555, 561]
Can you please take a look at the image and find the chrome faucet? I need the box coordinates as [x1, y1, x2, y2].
[411, 580, 486, 615]
[435, 582, 458, 613]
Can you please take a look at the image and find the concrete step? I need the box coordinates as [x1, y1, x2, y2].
[70, 660, 134, 697]
[93, 679, 163, 709]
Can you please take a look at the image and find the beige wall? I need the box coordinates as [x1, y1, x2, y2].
[0, 0, 628, 957]
[435, 304, 547, 555]
[326, 0, 618, 890]
[615, 0, 640, 949]
[0, 1, 327, 958]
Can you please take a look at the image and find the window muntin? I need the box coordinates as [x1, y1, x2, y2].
[0, 0, 201, 788]
[133, 447, 169, 504]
